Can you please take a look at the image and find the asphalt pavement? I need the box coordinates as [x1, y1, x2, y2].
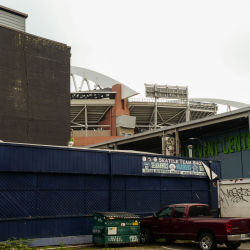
[153, 241, 250, 250]
[86, 240, 250, 250]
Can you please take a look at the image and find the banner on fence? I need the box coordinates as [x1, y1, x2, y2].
[142, 156, 207, 177]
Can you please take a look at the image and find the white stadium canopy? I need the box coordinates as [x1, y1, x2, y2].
[71, 66, 138, 99]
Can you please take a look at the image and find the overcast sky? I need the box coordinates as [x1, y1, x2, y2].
[2, 0, 250, 112]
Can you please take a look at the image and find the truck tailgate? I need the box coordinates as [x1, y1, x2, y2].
[230, 218, 250, 233]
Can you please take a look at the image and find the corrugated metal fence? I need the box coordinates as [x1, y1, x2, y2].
[0, 142, 221, 241]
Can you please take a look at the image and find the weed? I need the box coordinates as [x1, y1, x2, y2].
[0, 237, 34, 250]
[58, 241, 65, 248]
[59, 234, 65, 248]
[155, 239, 165, 242]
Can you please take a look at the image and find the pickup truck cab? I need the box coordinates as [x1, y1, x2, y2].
[140, 203, 250, 250]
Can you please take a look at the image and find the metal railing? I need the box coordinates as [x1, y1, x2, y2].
[128, 98, 218, 111]
[189, 102, 218, 111]
[128, 98, 188, 104]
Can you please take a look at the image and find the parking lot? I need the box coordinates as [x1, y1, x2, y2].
[83, 240, 250, 250]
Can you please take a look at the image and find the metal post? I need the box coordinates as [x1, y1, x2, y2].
[85, 104, 88, 137]
[162, 135, 166, 155]
[114, 143, 117, 150]
[175, 129, 180, 156]
[71, 74, 77, 92]
[185, 86, 190, 122]
[187, 145, 193, 157]
[79, 74, 85, 92]
[209, 160, 213, 211]
[154, 97, 157, 129]
[109, 153, 113, 212]
[186, 104, 190, 122]
[248, 112, 250, 134]
[86, 79, 91, 90]
[154, 85, 157, 129]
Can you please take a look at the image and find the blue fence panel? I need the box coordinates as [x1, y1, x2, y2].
[111, 176, 212, 215]
[126, 176, 161, 190]
[0, 216, 93, 240]
[161, 177, 192, 190]
[211, 161, 222, 178]
[111, 153, 141, 175]
[191, 190, 210, 204]
[112, 191, 126, 211]
[36, 217, 86, 238]
[0, 191, 37, 219]
[126, 190, 161, 213]
[0, 143, 221, 241]
[85, 175, 109, 190]
[192, 178, 209, 190]
[0, 220, 37, 241]
[0, 143, 110, 174]
[37, 190, 85, 217]
[37, 173, 84, 190]
[113, 176, 126, 190]
[0, 172, 216, 240]
[0, 172, 36, 190]
[161, 190, 192, 206]
[191, 178, 210, 205]
[85, 191, 110, 214]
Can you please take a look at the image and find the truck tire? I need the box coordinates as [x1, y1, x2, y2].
[199, 233, 217, 250]
[225, 241, 241, 249]
[140, 227, 153, 244]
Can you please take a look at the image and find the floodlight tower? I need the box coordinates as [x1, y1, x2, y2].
[145, 84, 158, 129]
[145, 84, 189, 129]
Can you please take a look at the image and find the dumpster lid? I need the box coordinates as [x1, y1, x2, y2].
[94, 212, 140, 219]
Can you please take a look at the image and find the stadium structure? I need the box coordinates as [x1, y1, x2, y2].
[70, 67, 219, 147]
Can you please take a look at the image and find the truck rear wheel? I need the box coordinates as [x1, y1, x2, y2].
[140, 227, 152, 244]
[225, 241, 241, 249]
[199, 233, 216, 250]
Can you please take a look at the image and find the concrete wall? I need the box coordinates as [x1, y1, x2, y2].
[71, 130, 127, 147]
[72, 136, 123, 147]
[71, 130, 110, 137]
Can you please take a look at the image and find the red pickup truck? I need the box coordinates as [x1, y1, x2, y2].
[140, 203, 250, 250]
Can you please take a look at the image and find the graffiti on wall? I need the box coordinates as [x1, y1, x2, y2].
[219, 187, 250, 206]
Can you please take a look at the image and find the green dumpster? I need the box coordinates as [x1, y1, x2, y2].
[92, 212, 140, 245]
